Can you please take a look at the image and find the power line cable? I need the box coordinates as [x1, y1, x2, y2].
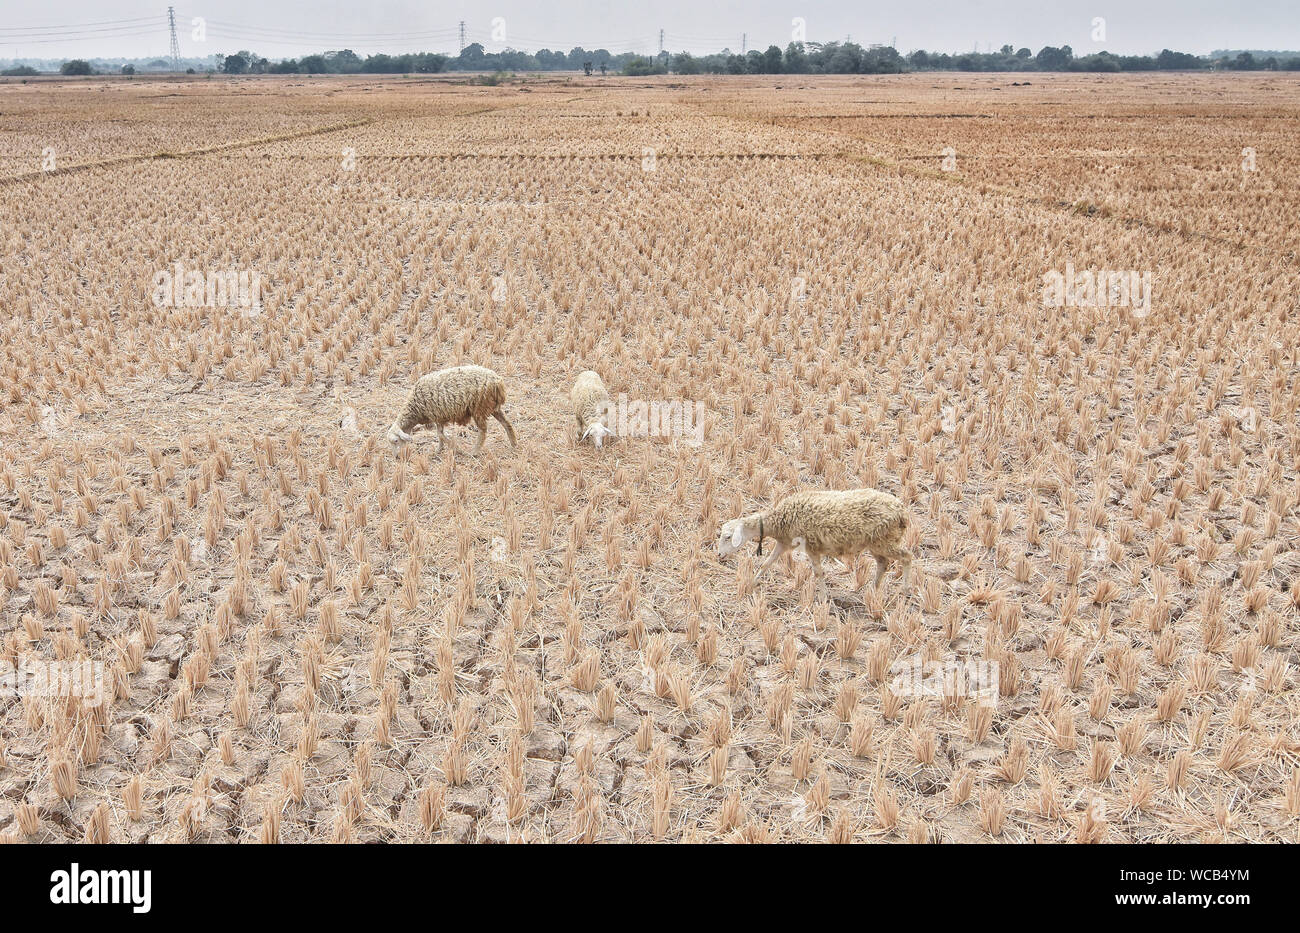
[180, 16, 459, 40]
[0, 23, 165, 39]
[1, 29, 162, 47]
[203, 28, 459, 43]
[188, 16, 654, 53]
[0, 15, 161, 34]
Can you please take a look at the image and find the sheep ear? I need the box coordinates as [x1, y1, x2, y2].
[731, 524, 745, 549]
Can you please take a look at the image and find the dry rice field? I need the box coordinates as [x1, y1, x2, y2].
[1, 72, 1299, 843]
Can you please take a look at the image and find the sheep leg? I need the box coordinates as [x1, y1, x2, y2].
[898, 550, 914, 594]
[753, 540, 786, 581]
[811, 556, 828, 600]
[436, 424, 457, 455]
[493, 409, 518, 447]
[472, 418, 488, 453]
[874, 556, 889, 588]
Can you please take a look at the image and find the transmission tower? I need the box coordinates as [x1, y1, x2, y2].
[658, 29, 664, 54]
[459, 21, 466, 52]
[168, 6, 181, 71]
[741, 33, 746, 54]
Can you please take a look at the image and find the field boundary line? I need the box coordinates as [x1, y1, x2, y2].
[0, 98, 531, 186]
[277, 152, 833, 161]
[0, 117, 376, 186]
[835, 150, 1247, 251]
[688, 103, 1247, 252]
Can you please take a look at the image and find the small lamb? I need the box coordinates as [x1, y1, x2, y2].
[571, 370, 615, 447]
[386, 364, 517, 455]
[717, 488, 913, 597]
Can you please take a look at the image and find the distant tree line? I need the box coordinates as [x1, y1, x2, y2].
[218, 42, 1300, 76]
[216, 49, 449, 75]
[23, 43, 1300, 78]
[903, 45, 1297, 72]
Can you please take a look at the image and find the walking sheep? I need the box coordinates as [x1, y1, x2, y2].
[571, 370, 615, 447]
[717, 488, 913, 598]
[386, 365, 517, 456]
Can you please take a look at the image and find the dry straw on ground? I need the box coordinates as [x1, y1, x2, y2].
[0, 72, 1298, 843]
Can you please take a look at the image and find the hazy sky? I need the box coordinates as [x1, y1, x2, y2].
[3, 1, 1297, 61]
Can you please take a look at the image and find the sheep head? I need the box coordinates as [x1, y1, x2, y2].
[581, 421, 616, 448]
[386, 420, 414, 454]
[716, 517, 757, 558]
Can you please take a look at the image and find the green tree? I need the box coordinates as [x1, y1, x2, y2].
[1035, 46, 1073, 70]
[761, 44, 783, 73]
[622, 55, 663, 76]
[864, 45, 903, 73]
[783, 41, 808, 73]
[458, 42, 486, 69]
[60, 60, 93, 75]
[222, 54, 248, 74]
[1155, 49, 1200, 69]
[324, 49, 362, 73]
[671, 53, 700, 74]
[411, 53, 447, 73]
[826, 42, 864, 73]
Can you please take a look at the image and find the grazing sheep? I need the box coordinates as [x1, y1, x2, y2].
[717, 488, 913, 597]
[571, 370, 615, 447]
[386, 365, 517, 455]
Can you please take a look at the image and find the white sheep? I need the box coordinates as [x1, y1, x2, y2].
[571, 370, 615, 447]
[717, 487, 913, 598]
[386, 365, 517, 455]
